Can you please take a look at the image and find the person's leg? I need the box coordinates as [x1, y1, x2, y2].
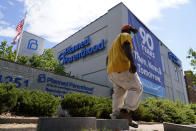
[108, 71, 143, 111]
[108, 71, 143, 123]
[108, 73, 127, 119]
[123, 73, 143, 111]
[111, 71, 142, 128]
[114, 72, 143, 110]
[118, 73, 142, 128]
[112, 83, 127, 113]
[123, 87, 143, 110]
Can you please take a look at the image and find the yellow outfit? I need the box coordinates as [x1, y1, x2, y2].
[107, 33, 133, 74]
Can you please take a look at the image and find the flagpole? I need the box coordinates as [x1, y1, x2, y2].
[15, 12, 27, 62]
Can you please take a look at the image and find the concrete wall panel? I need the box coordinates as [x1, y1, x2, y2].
[0, 58, 111, 98]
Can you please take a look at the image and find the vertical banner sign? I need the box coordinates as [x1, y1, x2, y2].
[128, 10, 165, 97]
[18, 31, 44, 57]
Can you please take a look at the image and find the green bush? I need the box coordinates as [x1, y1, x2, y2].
[17, 56, 29, 65]
[62, 93, 195, 124]
[189, 103, 196, 115]
[0, 83, 19, 114]
[14, 89, 60, 117]
[90, 96, 112, 118]
[138, 98, 195, 124]
[61, 93, 112, 119]
[1, 82, 195, 124]
[131, 103, 154, 122]
[0, 83, 59, 117]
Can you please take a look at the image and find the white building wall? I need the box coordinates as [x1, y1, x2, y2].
[53, 3, 126, 87]
[160, 42, 188, 103]
[52, 3, 188, 103]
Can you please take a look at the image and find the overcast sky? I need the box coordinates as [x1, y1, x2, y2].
[0, 0, 196, 71]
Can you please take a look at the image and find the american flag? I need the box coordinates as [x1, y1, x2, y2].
[12, 33, 20, 45]
[12, 19, 25, 45]
[16, 19, 24, 35]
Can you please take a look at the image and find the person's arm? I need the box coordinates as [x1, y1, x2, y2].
[123, 41, 137, 73]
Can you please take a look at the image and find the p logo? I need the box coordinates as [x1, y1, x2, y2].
[27, 39, 38, 50]
[38, 74, 46, 83]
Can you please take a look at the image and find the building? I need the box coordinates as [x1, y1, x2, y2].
[52, 2, 188, 103]
[184, 71, 196, 103]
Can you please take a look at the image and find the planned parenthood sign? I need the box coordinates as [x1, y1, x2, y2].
[128, 10, 165, 97]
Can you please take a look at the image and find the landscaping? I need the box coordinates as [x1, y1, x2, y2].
[0, 83, 60, 117]
[0, 40, 196, 124]
[61, 93, 196, 124]
[0, 80, 196, 124]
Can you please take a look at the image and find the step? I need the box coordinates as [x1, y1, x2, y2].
[97, 119, 129, 130]
[38, 117, 129, 131]
[38, 117, 96, 131]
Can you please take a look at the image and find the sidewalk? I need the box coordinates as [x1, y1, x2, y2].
[0, 123, 164, 131]
[0, 124, 37, 131]
[129, 124, 164, 131]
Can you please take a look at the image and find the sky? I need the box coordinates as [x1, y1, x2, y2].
[0, 0, 196, 71]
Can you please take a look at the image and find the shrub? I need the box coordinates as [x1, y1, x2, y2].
[0, 83, 19, 114]
[1, 82, 195, 124]
[142, 98, 178, 123]
[61, 93, 112, 119]
[17, 56, 29, 65]
[0, 83, 60, 117]
[15, 89, 60, 117]
[61, 93, 195, 124]
[189, 103, 196, 115]
[131, 103, 154, 122]
[139, 98, 195, 124]
[61, 93, 97, 117]
[90, 96, 112, 118]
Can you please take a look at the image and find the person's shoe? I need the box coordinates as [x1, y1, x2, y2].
[119, 109, 138, 128]
[117, 108, 130, 120]
[129, 120, 138, 128]
[110, 111, 120, 120]
[110, 109, 139, 128]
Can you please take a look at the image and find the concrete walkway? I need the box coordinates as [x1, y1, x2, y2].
[0, 124, 37, 131]
[0, 124, 164, 131]
[129, 124, 164, 131]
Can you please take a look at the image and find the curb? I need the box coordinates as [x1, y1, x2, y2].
[0, 117, 129, 131]
[0, 127, 36, 131]
[138, 121, 162, 125]
[38, 117, 97, 131]
[97, 119, 129, 130]
[37, 117, 129, 131]
[163, 122, 196, 131]
[0, 118, 38, 124]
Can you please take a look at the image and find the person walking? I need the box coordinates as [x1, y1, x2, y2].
[106, 24, 143, 128]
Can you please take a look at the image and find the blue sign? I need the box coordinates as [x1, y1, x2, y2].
[38, 74, 46, 83]
[58, 37, 105, 65]
[0, 73, 29, 88]
[168, 52, 181, 67]
[128, 10, 165, 97]
[27, 39, 38, 50]
[38, 74, 94, 97]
